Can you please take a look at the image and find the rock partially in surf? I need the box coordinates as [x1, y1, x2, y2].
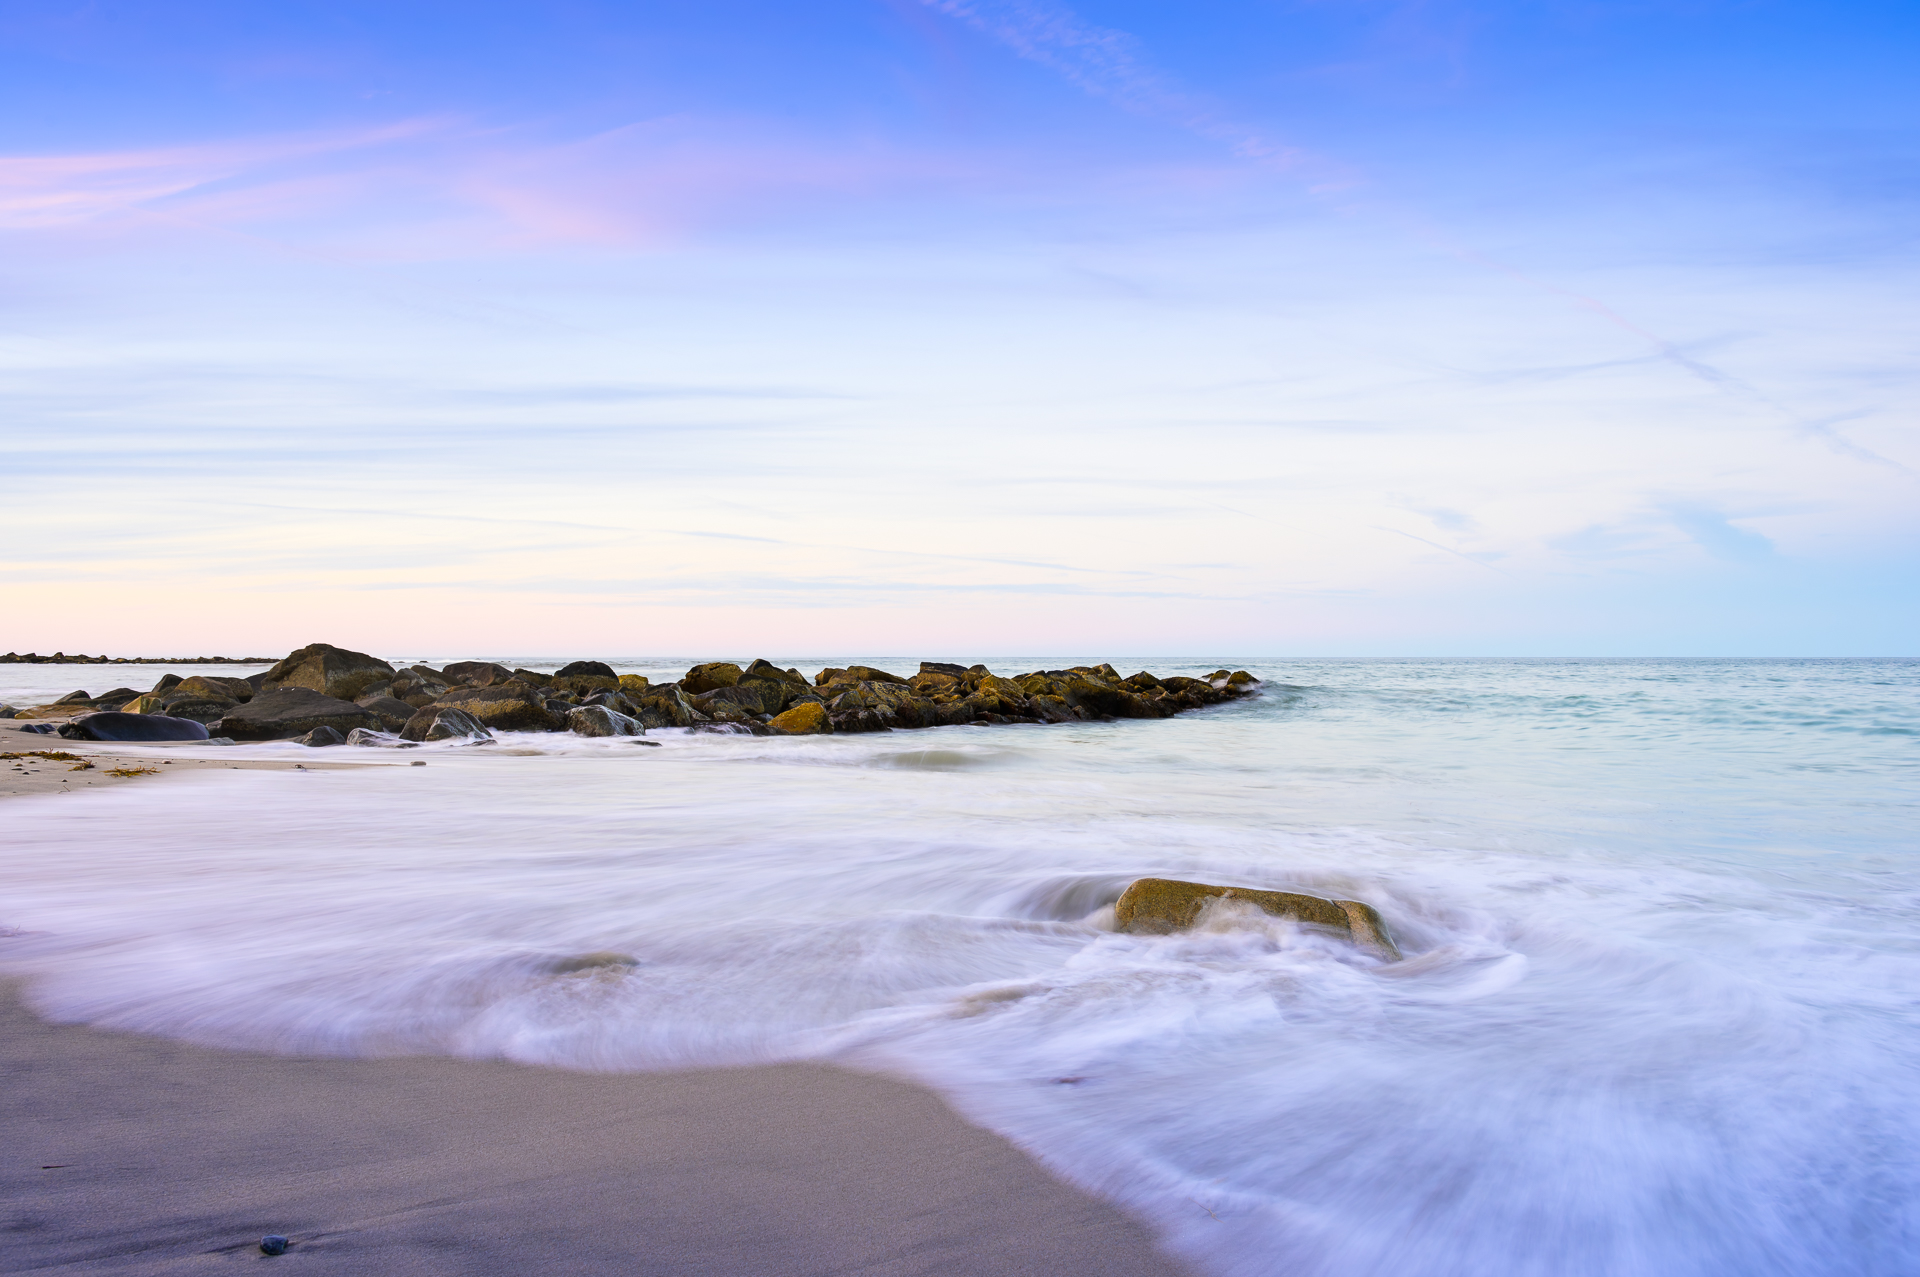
[400, 705, 494, 743]
[682, 661, 743, 694]
[0, 705, 15, 719]
[56, 711, 210, 742]
[345, 727, 415, 748]
[217, 689, 377, 742]
[1113, 877, 1401, 960]
[428, 685, 564, 732]
[1227, 670, 1258, 686]
[545, 951, 640, 975]
[353, 694, 417, 732]
[261, 643, 396, 702]
[566, 705, 645, 737]
[767, 702, 832, 735]
[299, 725, 346, 747]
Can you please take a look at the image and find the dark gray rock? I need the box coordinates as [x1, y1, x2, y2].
[56, 712, 210, 742]
[566, 705, 644, 737]
[555, 660, 616, 679]
[353, 694, 417, 732]
[299, 725, 346, 747]
[345, 727, 415, 748]
[442, 661, 515, 687]
[400, 705, 494, 743]
[217, 689, 376, 742]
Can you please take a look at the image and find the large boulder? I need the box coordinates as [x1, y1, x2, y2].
[682, 662, 743, 695]
[635, 686, 696, 729]
[57, 712, 210, 742]
[261, 643, 396, 702]
[427, 685, 564, 732]
[767, 702, 831, 735]
[175, 674, 252, 702]
[1113, 878, 1400, 960]
[442, 661, 515, 687]
[218, 689, 377, 741]
[555, 660, 616, 679]
[566, 705, 644, 737]
[399, 706, 494, 743]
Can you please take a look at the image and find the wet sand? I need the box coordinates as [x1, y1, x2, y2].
[0, 725, 1189, 1275]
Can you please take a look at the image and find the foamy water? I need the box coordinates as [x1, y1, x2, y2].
[4, 658, 1917, 1276]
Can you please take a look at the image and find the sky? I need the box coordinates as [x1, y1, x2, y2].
[1, 0, 1915, 657]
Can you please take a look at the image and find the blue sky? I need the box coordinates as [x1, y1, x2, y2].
[1, 1, 1915, 656]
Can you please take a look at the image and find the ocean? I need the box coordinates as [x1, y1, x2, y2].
[3, 657, 1917, 1276]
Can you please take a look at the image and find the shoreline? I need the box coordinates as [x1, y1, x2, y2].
[1, 719, 382, 800]
[0, 980, 1188, 1275]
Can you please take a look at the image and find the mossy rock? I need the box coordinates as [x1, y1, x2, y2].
[683, 662, 743, 694]
[551, 674, 618, 695]
[768, 702, 831, 734]
[1114, 878, 1399, 960]
[617, 674, 652, 696]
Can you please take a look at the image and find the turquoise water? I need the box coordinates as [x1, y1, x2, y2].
[3, 657, 1917, 1275]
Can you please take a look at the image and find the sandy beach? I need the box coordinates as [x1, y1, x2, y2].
[0, 977, 1186, 1275]
[0, 738, 1189, 1276]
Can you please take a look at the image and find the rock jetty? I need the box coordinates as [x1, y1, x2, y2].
[22, 642, 1261, 746]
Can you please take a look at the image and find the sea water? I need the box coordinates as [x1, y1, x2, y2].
[2, 657, 1917, 1276]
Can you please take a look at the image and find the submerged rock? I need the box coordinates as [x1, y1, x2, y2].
[545, 951, 640, 975]
[217, 689, 376, 742]
[1113, 877, 1400, 960]
[57, 712, 210, 742]
[261, 643, 395, 702]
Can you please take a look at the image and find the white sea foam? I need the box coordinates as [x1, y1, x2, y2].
[2, 658, 1916, 1276]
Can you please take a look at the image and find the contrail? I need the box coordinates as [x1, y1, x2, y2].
[917, 0, 1910, 477]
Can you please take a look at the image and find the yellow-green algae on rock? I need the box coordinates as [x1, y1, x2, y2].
[1114, 877, 1401, 960]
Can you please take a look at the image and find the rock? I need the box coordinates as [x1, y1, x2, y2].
[217, 689, 377, 742]
[18, 723, 55, 734]
[56, 712, 210, 742]
[682, 661, 743, 694]
[834, 665, 910, 686]
[635, 686, 696, 729]
[767, 702, 832, 734]
[299, 725, 346, 747]
[555, 660, 616, 679]
[54, 690, 91, 704]
[345, 727, 415, 748]
[400, 706, 494, 743]
[690, 692, 755, 724]
[1113, 878, 1400, 960]
[742, 659, 806, 686]
[147, 674, 184, 695]
[425, 686, 562, 732]
[353, 694, 417, 732]
[919, 661, 968, 677]
[442, 660, 516, 687]
[566, 705, 645, 737]
[617, 674, 651, 697]
[259, 1236, 290, 1256]
[1227, 670, 1258, 686]
[1062, 677, 1160, 720]
[545, 951, 640, 975]
[260, 643, 395, 702]
[551, 673, 619, 695]
[92, 687, 142, 707]
[175, 674, 251, 702]
[153, 692, 241, 724]
[0, 705, 14, 719]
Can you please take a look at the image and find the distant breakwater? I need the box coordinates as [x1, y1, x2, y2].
[2, 653, 277, 665]
[12, 642, 1262, 745]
